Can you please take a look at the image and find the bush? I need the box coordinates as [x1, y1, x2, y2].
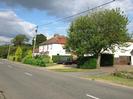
[100, 54, 114, 66]
[113, 70, 133, 79]
[35, 55, 51, 63]
[77, 56, 96, 69]
[8, 55, 15, 61]
[22, 50, 46, 67]
[52, 55, 73, 63]
[15, 46, 23, 62]
[0, 45, 8, 58]
[23, 57, 46, 67]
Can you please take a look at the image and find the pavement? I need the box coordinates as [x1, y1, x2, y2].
[0, 59, 133, 99]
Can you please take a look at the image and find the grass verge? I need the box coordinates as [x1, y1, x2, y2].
[49, 68, 92, 72]
[46, 63, 57, 67]
[86, 75, 133, 87]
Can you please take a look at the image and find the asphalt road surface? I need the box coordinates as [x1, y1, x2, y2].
[0, 59, 133, 99]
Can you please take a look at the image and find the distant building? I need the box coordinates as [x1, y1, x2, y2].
[39, 34, 70, 57]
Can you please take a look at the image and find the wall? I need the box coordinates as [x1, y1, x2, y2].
[103, 42, 133, 66]
[39, 44, 70, 57]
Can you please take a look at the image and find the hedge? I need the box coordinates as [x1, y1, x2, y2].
[100, 54, 114, 66]
[52, 55, 73, 63]
[23, 57, 46, 67]
[35, 55, 51, 63]
[77, 56, 96, 69]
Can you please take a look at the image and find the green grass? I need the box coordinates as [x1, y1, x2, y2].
[50, 68, 92, 72]
[86, 75, 133, 87]
[46, 63, 57, 67]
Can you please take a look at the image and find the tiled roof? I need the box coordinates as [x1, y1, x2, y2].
[40, 35, 66, 45]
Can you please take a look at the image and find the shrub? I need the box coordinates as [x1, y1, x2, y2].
[22, 50, 46, 67]
[15, 46, 23, 62]
[0, 45, 8, 58]
[52, 55, 73, 63]
[35, 55, 51, 63]
[23, 57, 46, 67]
[77, 56, 96, 69]
[8, 55, 15, 61]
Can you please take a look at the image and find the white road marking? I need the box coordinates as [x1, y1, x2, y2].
[86, 94, 100, 99]
[24, 72, 33, 76]
[8, 65, 13, 68]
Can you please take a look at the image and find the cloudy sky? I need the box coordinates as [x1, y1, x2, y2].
[0, 0, 133, 44]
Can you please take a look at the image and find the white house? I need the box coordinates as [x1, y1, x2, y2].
[33, 48, 40, 56]
[39, 34, 70, 58]
[104, 42, 133, 65]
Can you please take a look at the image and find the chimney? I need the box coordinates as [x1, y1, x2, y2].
[54, 34, 60, 37]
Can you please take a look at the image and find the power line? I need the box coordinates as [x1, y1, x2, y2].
[31, 0, 116, 55]
[37, 0, 116, 27]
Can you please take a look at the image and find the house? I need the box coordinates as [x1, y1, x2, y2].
[33, 48, 40, 56]
[104, 42, 133, 65]
[39, 34, 70, 58]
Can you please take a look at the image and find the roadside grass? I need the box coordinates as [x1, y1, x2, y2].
[46, 64, 94, 72]
[50, 68, 92, 72]
[46, 63, 57, 67]
[86, 75, 133, 87]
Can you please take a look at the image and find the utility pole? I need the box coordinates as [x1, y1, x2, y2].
[32, 26, 38, 57]
[7, 44, 11, 59]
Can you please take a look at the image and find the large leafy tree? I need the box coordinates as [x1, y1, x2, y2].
[67, 9, 130, 68]
[32, 34, 47, 47]
[12, 34, 29, 46]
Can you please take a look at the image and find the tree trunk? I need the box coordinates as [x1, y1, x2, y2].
[96, 54, 101, 69]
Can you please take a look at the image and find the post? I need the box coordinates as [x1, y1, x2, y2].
[32, 26, 38, 57]
[7, 44, 11, 59]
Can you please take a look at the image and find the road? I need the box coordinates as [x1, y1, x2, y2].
[0, 59, 133, 99]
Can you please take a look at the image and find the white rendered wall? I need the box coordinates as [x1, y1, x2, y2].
[39, 44, 70, 57]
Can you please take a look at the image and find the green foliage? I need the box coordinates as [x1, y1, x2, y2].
[52, 55, 73, 63]
[67, 9, 130, 68]
[35, 55, 51, 63]
[22, 51, 46, 67]
[21, 44, 32, 59]
[32, 34, 47, 47]
[23, 58, 46, 67]
[77, 57, 96, 69]
[113, 71, 133, 79]
[0, 44, 32, 60]
[0, 45, 9, 58]
[12, 34, 29, 46]
[8, 55, 15, 61]
[67, 9, 129, 56]
[100, 54, 114, 66]
[26, 50, 33, 58]
[15, 46, 23, 62]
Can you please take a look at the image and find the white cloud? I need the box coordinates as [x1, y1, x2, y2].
[0, 10, 35, 44]
[0, 36, 12, 45]
[0, 0, 133, 16]
[0, 0, 133, 37]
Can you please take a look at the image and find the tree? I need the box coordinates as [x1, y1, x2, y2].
[32, 34, 47, 47]
[15, 46, 22, 61]
[67, 9, 130, 68]
[12, 34, 29, 46]
[0, 45, 9, 58]
[26, 50, 33, 58]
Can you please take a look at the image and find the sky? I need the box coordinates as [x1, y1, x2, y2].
[0, 0, 133, 44]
